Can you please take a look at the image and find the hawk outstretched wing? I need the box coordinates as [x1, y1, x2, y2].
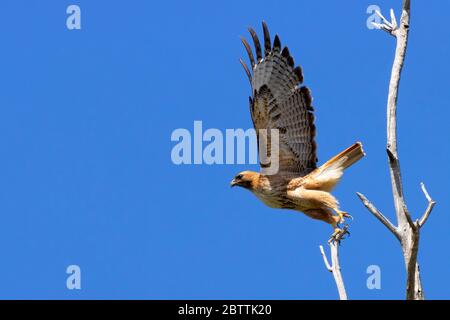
[240, 21, 317, 176]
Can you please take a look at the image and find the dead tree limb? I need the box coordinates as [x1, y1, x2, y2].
[319, 228, 348, 300]
[357, 0, 436, 300]
[356, 192, 400, 240]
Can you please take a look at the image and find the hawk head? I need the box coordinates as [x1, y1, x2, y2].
[230, 171, 259, 189]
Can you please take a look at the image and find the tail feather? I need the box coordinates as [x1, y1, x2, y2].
[310, 142, 365, 191]
[322, 142, 365, 172]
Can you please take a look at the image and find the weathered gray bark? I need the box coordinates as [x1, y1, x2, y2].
[319, 228, 348, 300]
[357, 0, 436, 300]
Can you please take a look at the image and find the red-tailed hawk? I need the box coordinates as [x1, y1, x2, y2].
[231, 22, 365, 239]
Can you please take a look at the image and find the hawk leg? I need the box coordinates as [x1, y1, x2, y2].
[295, 188, 352, 225]
[303, 208, 350, 242]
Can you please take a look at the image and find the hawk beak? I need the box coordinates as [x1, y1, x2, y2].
[230, 179, 237, 187]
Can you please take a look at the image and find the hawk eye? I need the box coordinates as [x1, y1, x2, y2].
[236, 174, 243, 180]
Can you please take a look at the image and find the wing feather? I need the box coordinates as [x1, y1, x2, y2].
[262, 21, 271, 56]
[240, 37, 255, 68]
[248, 27, 262, 61]
[240, 22, 317, 176]
[239, 58, 252, 84]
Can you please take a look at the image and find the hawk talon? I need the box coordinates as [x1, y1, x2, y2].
[328, 225, 350, 244]
[342, 229, 351, 239]
[336, 211, 352, 225]
[340, 213, 353, 223]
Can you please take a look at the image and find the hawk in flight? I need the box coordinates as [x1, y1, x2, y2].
[231, 22, 365, 239]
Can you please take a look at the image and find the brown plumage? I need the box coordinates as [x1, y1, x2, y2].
[231, 22, 365, 237]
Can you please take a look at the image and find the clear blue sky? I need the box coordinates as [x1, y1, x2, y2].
[0, 0, 449, 299]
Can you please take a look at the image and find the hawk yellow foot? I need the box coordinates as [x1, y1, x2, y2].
[328, 225, 350, 244]
[336, 210, 353, 224]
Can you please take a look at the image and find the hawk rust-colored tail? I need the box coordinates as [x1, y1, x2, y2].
[322, 142, 365, 172]
[306, 142, 365, 193]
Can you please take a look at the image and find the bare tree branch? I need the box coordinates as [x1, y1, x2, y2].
[386, 0, 410, 228]
[319, 245, 332, 272]
[319, 237, 348, 300]
[358, 0, 434, 300]
[356, 192, 400, 240]
[384, 0, 426, 300]
[418, 182, 436, 227]
[405, 231, 421, 300]
[372, 9, 398, 35]
[402, 203, 418, 231]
